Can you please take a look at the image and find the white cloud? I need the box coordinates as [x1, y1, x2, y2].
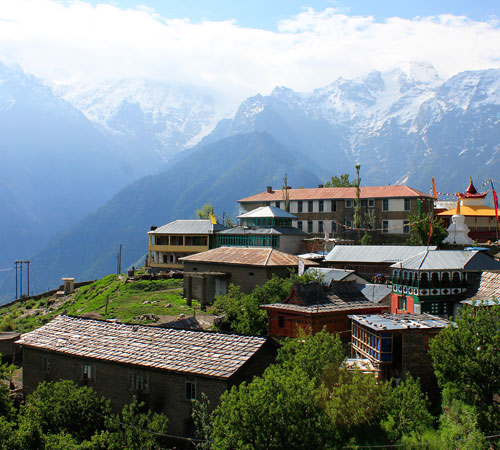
[1, 1, 500, 112]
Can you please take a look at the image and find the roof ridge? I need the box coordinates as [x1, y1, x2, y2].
[264, 248, 274, 266]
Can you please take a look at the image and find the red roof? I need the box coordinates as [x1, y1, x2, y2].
[459, 178, 487, 199]
[239, 185, 432, 202]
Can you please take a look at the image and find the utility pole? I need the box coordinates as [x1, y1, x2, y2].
[27, 260, 30, 296]
[20, 260, 23, 298]
[117, 244, 122, 275]
[14, 261, 19, 300]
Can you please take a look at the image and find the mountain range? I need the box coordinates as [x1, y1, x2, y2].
[1, 61, 500, 302]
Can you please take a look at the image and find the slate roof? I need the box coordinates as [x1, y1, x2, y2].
[237, 206, 297, 219]
[465, 271, 500, 303]
[349, 313, 450, 331]
[239, 185, 432, 202]
[17, 315, 267, 379]
[261, 282, 386, 314]
[325, 246, 436, 263]
[149, 220, 226, 235]
[179, 247, 316, 267]
[217, 226, 307, 236]
[391, 250, 500, 271]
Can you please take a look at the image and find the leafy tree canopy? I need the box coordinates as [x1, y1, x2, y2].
[407, 213, 448, 246]
[324, 173, 355, 187]
[195, 203, 215, 220]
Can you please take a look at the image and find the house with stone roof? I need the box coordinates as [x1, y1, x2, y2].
[239, 184, 433, 241]
[179, 247, 317, 306]
[17, 315, 276, 437]
[261, 281, 388, 339]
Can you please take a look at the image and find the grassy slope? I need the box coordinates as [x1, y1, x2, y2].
[0, 275, 199, 334]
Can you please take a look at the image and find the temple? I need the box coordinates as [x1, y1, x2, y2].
[437, 178, 499, 242]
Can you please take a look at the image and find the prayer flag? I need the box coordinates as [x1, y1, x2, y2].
[491, 181, 499, 222]
[209, 213, 217, 225]
[432, 177, 438, 199]
[427, 219, 433, 245]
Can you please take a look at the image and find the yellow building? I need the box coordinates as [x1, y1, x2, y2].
[437, 179, 499, 243]
[148, 220, 226, 271]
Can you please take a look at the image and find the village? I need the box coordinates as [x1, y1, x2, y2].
[1, 176, 500, 449]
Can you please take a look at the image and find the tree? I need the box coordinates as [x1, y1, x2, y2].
[282, 173, 290, 212]
[196, 203, 215, 220]
[90, 397, 169, 450]
[324, 174, 355, 187]
[212, 365, 335, 450]
[429, 302, 500, 432]
[407, 213, 448, 246]
[192, 393, 214, 450]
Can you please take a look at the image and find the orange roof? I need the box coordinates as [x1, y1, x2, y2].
[239, 185, 432, 202]
[179, 247, 317, 267]
[437, 205, 498, 217]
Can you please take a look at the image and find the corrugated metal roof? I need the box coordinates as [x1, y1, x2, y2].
[17, 315, 267, 379]
[217, 226, 307, 236]
[325, 246, 436, 263]
[349, 313, 450, 331]
[237, 206, 297, 219]
[179, 247, 317, 267]
[149, 220, 226, 235]
[239, 185, 432, 202]
[391, 250, 500, 271]
[359, 284, 393, 303]
[305, 267, 355, 284]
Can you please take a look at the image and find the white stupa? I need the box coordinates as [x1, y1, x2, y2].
[443, 201, 474, 245]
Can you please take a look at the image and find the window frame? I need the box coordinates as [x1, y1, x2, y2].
[185, 376, 197, 401]
[382, 220, 389, 234]
[308, 200, 314, 212]
[382, 199, 389, 211]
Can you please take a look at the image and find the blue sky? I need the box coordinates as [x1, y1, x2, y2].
[1, 0, 500, 110]
[90, 0, 500, 29]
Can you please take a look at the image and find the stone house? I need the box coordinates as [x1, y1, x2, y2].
[349, 313, 449, 392]
[180, 247, 317, 306]
[261, 282, 388, 339]
[17, 315, 276, 437]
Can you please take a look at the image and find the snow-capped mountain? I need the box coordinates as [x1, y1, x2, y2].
[202, 62, 500, 193]
[56, 80, 218, 161]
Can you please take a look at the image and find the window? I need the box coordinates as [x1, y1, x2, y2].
[382, 221, 389, 233]
[278, 316, 284, 328]
[265, 202, 271, 206]
[398, 296, 407, 311]
[318, 221, 324, 233]
[274, 201, 280, 208]
[368, 199, 375, 208]
[297, 220, 303, 230]
[361, 199, 367, 208]
[308, 200, 314, 212]
[345, 200, 353, 208]
[297, 201, 303, 213]
[403, 221, 410, 234]
[404, 198, 411, 211]
[82, 364, 94, 382]
[383, 199, 389, 211]
[185, 376, 196, 400]
[331, 221, 337, 233]
[319, 200, 324, 212]
[307, 221, 313, 233]
[43, 356, 51, 374]
[331, 200, 337, 212]
[171, 236, 183, 246]
[344, 219, 352, 229]
[131, 372, 148, 392]
[249, 272, 254, 276]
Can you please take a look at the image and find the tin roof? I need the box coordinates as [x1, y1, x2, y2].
[391, 250, 500, 271]
[237, 206, 297, 219]
[325, 246, 436, 263]
[239, 185, 432, 202]
[217, 226, 307, 236]
[305, 267, 357, 284]
[359, 284, 393, 304]
[17, 315, 267, 379]
[149, 220, 226, 235]
[179, 247, 316, 267]
[349, 313, 450, 331]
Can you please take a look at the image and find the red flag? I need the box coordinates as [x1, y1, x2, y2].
[491, 181, 499, 222]
[427, 219, 433, 245]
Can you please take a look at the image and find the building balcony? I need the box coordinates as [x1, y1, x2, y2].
[149, 244, 209, 253]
